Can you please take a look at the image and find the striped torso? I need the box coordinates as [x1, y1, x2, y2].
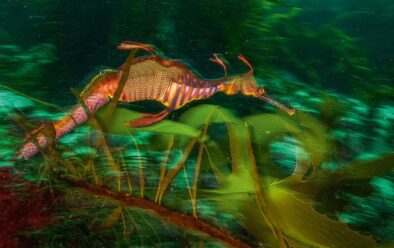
[17, 56, 227, 160]
[118, 57, 223, 110]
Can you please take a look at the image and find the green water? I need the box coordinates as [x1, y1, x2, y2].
[0, 1, 393, 247]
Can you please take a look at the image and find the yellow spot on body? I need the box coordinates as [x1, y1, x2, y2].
[175, 84, 186, 109]
[166, 83, 178, 105]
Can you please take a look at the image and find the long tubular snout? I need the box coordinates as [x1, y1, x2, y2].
[258, 94, 295, 116]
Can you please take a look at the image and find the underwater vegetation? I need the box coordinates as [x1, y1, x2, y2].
[0, 85, 393, 247]
[0, 0, 393, 247]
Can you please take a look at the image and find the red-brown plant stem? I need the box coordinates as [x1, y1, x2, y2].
[60, 176, 251, 248]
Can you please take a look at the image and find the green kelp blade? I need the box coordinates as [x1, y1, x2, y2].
[293, 111, 331, 175]
[265, 185, 376, 248]
[203, 139, 233, 179]
[245, 112, 330, 181]
[208, 168, 376, 248]
[334, 153, 394, 180]
[179, 104, 239, 128]
[245, 113, 297, 144]
[180, 104, 248, 173]
[280, 153, 394, 200]
[95, 106, 198, 138]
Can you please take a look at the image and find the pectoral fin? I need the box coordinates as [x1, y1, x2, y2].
[126, 109, 169, 127]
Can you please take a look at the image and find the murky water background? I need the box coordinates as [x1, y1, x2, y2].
[0, 1, 393, 247]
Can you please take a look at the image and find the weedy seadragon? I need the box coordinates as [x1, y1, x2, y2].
[17, 41, 295, 160]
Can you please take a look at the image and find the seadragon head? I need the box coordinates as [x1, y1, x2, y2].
[219, 54, 295, 116]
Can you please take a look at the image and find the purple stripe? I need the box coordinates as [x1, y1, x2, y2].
[204, 87, 211, 97]
[198, 88, 205, 98]
[209, 87, 217, 96]
[190, 87, 198, 99]
[179, 85, 190, 106]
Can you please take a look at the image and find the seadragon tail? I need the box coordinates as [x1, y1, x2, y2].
[16, 93, 110, 160]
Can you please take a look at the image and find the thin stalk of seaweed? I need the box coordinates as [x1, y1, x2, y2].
[244, 123, 288, 247]
[119, 208, 128, 239]
[104, 51, 136, 120]
[203, 145, 223, 184]
[227, 123, 244, 174]
[98, 207, 122, 230]
[155, 135, 174, 203]
[157, 137, 197, 205]
[136, 211, 161, 244]
[62, 160, 77, 176]
[191, 121, 209, 219]
[86, 129, 102, 186]
[182, 161, 196, 217]
[71, 88, 122, 189]
[118, 150, 133, 195]
[124, 209, 144, 246]
[0, 84, 66, 112]
[128, 133, 144, 198]
[60, 175, 251, 248]
[94, 126, 121, 191]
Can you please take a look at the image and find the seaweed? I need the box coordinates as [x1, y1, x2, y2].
[2, 97, 392, 247]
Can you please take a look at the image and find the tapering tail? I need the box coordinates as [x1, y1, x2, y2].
[16, 93, 109, 160]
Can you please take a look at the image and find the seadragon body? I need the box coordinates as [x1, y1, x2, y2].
[17, 42, 294, 160]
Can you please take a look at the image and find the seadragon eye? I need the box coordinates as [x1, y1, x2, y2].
[257, 88, 265, 95]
